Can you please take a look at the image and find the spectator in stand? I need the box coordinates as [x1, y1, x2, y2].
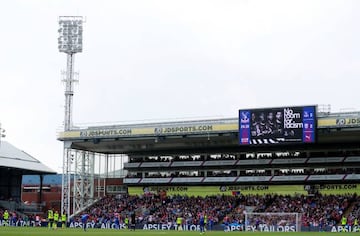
[199, 213, 205, 234]
[81, 213, 89, 231]
[130, 212, 136, 231]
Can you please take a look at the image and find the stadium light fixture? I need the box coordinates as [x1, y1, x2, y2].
[58, 16, 83, 53]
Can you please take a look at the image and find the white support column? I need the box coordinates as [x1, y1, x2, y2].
[61, 145, 72, 218]
[72, 150, 79, 214]
[97, 153, 101, 198]
[90, 152, 95, 201]
[104, 154, 108, 196]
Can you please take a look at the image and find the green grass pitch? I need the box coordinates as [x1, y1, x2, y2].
[0, 227, 359, 236]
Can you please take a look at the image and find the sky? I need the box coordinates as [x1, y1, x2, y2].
[0, 0, 359, 173]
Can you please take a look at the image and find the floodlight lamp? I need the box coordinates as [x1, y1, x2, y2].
[58, 16, 83, 53]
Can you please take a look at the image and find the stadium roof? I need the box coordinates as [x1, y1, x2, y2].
[0, 141, 55, 175]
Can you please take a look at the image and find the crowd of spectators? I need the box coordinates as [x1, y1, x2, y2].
[0, 193, 358, 230]
[348, 199, 360, 225]
[259, 194, 354, 228]
[74, 193, 358, 230]
[73, 194, 237, 227]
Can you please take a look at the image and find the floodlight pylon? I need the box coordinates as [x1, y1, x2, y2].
[58, 16, 94, 219]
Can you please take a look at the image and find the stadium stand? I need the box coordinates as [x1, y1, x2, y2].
[51, 107, 360, 232]
[73, 192, 358, 232]
[0, 141, 55, 225]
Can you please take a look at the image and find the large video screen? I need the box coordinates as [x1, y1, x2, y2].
[239, 106, 316, 145]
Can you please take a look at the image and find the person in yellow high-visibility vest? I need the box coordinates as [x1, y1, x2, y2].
[3, 210, 9, 226]
[61, 213, 67, 229]
[354, 218, 359, 232]
[176, 216, 182, 230]
[53, 211, 59, 229]
[48, 209, 54, 229]
[204, 214, 207, 231]
[342, 216, 347, 232]
[124, 216, 129, 229]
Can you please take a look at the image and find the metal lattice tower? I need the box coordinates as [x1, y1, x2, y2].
[73, 151, 95, 213]
[58, 16, 95, 218]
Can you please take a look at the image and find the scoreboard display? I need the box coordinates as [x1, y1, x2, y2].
[239, 106, 316, 145]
